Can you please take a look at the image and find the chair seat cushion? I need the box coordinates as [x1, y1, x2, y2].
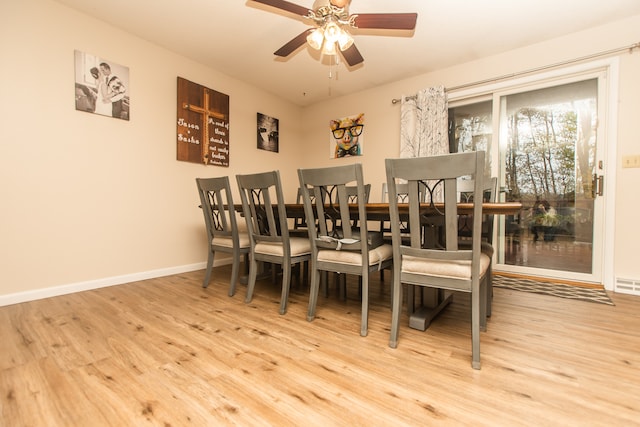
[317, 243, 393, 267]
[402, 252, 491, 280]
[213, 232, 251, 249]
[255, 237, 311, 256]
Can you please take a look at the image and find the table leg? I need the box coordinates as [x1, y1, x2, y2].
[408, 287, 453, 331]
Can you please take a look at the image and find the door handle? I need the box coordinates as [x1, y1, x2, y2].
[594, 174, 604, 196]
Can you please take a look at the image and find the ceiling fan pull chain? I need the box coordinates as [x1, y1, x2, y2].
[328, 53, 334, 79]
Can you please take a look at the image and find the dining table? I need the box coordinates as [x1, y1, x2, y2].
[234, 201, 522, 331]
[279, 201, 521, 220]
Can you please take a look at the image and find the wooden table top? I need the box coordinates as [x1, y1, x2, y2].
[234, 202, 522, 218]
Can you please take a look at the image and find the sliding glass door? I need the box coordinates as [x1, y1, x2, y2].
[449, 71, 608, 283]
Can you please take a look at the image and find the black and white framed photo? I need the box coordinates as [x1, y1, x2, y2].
[74, 50, 130, 120]
[257, 113, 279, 153]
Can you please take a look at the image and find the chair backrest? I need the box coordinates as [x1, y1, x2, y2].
[382, 182, 426, 203]
[298, 163, 372, 256]
[458, 176, 497, 203]
[294, 185, 329, 230]
[236, 170, 290, 250]
[196, 176, 239, 246]
[458, 176, 498, 243]
[345, 184, 371, 203]
[385, 151, 486, 256]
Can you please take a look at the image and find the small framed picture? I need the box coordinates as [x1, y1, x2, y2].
[329, 113, 364, 158]
[74, 50, 130, 120]
[257, 113, 279, 153]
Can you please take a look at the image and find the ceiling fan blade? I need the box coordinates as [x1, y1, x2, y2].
[274, 29, 313, 57]
[252, 0, 312, 17]
[353, 13, 418, 30]
[341, 43, 364, 66]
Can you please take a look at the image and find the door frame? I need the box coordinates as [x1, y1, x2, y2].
[448, 57, 619, 289]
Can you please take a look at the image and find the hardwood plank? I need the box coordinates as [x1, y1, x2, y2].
[1, 266, 639, 426]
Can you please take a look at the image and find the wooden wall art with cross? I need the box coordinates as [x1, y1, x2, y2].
[176, 77, 230, 166]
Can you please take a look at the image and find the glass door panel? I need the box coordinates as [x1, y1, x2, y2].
[499, 79, 598, 277]
[449, 76, 604, 283]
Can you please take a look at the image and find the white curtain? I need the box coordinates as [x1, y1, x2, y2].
[399, 86, 449, 201]
[399, 86, 449, 158]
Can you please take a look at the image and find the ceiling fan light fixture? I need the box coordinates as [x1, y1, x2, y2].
[307, 27, 324, 50]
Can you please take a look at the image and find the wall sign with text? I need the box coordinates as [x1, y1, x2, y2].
[176, 77, 229, 166]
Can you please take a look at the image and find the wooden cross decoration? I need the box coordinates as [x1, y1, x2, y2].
[176, 77, 230, 166]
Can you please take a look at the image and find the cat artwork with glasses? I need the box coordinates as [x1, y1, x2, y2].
[330, 113, 364, 158]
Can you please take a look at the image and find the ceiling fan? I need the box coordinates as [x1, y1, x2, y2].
[251, 0, 418, 66]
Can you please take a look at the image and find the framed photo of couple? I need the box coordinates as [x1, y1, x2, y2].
[74, 50, 130, 120]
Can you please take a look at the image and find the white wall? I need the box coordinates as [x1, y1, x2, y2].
[0, 0, 303, 303]
[1, 0, 639, 304]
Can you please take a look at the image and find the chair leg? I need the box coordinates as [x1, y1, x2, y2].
[471, 280, 481, 370]
[307, 266, 321, 322]
[486, 264, 493, 317]
[243, 254, 249, 275]
[332, 272, 346, 300]
[360, 270, 369, 337]
[407, 284, 416, 315]
[279, 261, 292, 315]
[302, 260, 309, 287]
[229, 255, 240, 297]
[389, 267, 402, 348]
[244, 255, 258, 304]
[202, 249, 215, 288]
[321, 271, 328, 297]
[480, 279, 487, 332]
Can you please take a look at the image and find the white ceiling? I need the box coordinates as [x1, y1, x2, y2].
[55, 0, 640, 107]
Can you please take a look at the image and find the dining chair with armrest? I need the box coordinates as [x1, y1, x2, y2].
[236, 170, 311, 315]
[298, 163, 393, 337]
[196, 176, 250, 296]
[386, 151, 490, 369]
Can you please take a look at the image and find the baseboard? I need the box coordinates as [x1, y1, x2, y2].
[0, 258, 231, 307]
[494, 271, 604, 289]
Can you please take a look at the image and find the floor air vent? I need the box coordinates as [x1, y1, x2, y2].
[615, 278, 640, 295]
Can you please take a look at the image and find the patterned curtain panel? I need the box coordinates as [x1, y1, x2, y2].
[399, 86, 449, 201]
[399, 86, 449, 158]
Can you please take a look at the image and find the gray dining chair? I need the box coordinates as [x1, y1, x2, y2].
[196, 176, 250, 296]
[458, 176, 498, 316]
[379, 182, 427, 239]
[333, 183, 371, 297]
[385, 151, 490, 369]
[298, 163, 393, 337]
[236, 170, 311, 315]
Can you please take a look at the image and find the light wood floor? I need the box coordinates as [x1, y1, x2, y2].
[1, 266, 639, 426]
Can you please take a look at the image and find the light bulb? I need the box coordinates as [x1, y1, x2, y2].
[322, 40, 336, 56]
[306, 28, 324, 50]
[337, 29, 353, 51]
[324, 22, 340, 43]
